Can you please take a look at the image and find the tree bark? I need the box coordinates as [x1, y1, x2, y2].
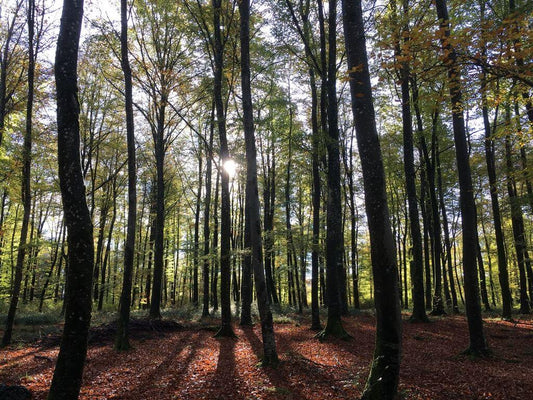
[434, 0, 489, 355]
[48, 0, 94, 397]
[202, 107, 215, 317]
[342, 0, 402, 397]
[239, 0, 278, 364]
[318, 0, 348, 340]
[213, 0, 235, 337]
[341, 0, 404, 395]
[115, 0, 137, 351]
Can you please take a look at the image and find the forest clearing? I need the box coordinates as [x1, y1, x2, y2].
[1, 311, 533, 399]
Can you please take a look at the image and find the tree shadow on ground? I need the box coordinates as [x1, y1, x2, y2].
[241, 325, 350, 399]
[112, 332, 201, 399]
[210, 335, 240, 399]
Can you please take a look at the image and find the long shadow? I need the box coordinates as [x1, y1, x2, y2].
[241, 326, 346, 399]
[210, 334, 240, 400]
[0, 349, 56, 384]
[109, 331, 201, 399]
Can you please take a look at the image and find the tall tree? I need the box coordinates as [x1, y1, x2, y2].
[434, 0, 489, 355]
[2, 0, 38, 347]
[213, 0, 235, 337]
[115, 0, 137, 351]
[342, 0, 402, 397]
[239, 0, 278, 364]
[48, 0, 94, 397]
[0, 0, 24, 148]
[318, 0, 348, 340]
[392, 0, 427, 323]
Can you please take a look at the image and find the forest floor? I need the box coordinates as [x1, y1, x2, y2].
[1, 310, 532, 399]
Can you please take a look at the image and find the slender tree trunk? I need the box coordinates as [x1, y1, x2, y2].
[318, 0, 348, 340]
[422, 115, 445, 315]
[2, 0, 34, 347]
[40, 222, 65, 313]
[213, 0, 235, 337]
[115, 0, 137, 350]
[48, 0, 94, 397]
[93, 197, 109, 301]
[393, 0, 427, 322]
[193, 152, 203, 306]
[435, 135, 459, 313]
[239, 0, 278, 364]
[505, 109, 530, 314]
[310, 64, 322, 328]
[212, 172, 220, 311]
[202, 109, 214, 317]
[434, 0, 489, 355]
[98, 184, 117, 311]
[342, 0, 402, 397]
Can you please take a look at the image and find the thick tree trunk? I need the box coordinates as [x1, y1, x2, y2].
[342, 0, 402, 397]
[48, 0, 94, 397]
[434, 0, 489, 355]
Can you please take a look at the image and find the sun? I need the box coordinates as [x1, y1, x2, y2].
[222, 159, 237, 178]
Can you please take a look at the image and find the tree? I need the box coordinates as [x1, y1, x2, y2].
[342, 0, 402, 397]
[434, 0, 489, 356]
[115, 0, 137, 351]
[48, 0, 94, 397]
[213, 0, 235, 337]
[238, 0, 278, 365]
[391, 0, 428, 323]
[317, 0, 348, 340]
[0, 0, 24, 149]
[1, 0, 35, 347]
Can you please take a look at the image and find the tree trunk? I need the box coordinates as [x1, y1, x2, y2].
[149, 100, 167, 319]
[48, 0, 94, 397]
[239, 0, 278, 364]
[212, 172, 220, 311]
[2, 0, 35, 347]
[115, 0, 137, 350]
[434, 0, 489, 355]
[202, 107, 215, 317]
[193, 151, 203, 306]
[393, 0, 427, 322]
[342, 0, 402, 397]
[318, 0, 348, 340]
[504, 109, 530, 314]
[213, 0, 235, 337]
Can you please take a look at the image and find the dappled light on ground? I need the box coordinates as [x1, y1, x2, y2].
[1, 313, 532, 399]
